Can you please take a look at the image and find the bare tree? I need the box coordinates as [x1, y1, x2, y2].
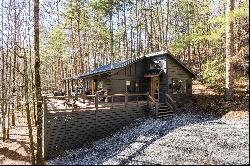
[225, 0, 235, 99]
[34, 0, 44, 164]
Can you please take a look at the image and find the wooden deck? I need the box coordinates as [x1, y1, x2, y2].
[43, 92, 176, 159]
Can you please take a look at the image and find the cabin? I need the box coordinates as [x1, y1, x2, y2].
[43, 51, 196, 160]
[62, 51, 196, 108]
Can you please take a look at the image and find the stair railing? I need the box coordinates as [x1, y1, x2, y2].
[165, 93, 176, 112]
[146, 92, 159, 117]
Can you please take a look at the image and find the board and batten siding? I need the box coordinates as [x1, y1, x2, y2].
[166, 56, 193, 94]
[108, 60, 148, 94]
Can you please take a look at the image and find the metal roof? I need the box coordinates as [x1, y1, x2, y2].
[63, 51, 196, 80]
[77, 55, 145, 79]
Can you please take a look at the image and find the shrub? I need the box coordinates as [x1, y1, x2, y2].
[200, 54, 226, 93]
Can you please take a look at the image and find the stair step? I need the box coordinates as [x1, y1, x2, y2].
[159, 107, 171, 110]
[158, 110, 173, 113]
[158, 109, 171, 112]
[159, 106, 169, 108]
[159, 109, 173, 112]
[158, 112, 174, 115]
[157, 114, 174, 118]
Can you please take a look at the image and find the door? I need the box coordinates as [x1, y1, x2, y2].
[150, 77, 159, 101]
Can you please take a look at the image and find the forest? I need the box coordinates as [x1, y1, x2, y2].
[0, 0, 249, 165]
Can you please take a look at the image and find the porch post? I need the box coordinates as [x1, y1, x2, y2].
[95, 79, 98, 93]
[92, 79, 95, 95]
[92, 79, 97, 95]
[82, 79, 86, 95]
[66, 80, 68, 96]
[166, 56, 169, 93]
[80, 79, 85, 103]
[64, 80, 67, 95]
[71, 79, 74, 95]
[68, 80, 71, 96]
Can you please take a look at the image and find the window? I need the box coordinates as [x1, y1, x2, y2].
[126, 81, 139, 92]
[172, 79, 187, 94]
[149, 62, 161, 70]
[149, 59, 165, 71]
[126, 80, 131, 92]
[135, 82, 139, 93]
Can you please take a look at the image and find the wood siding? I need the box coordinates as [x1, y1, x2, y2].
[108, 60, 149, 94]
[91, 54, 193, 102]
[166, 56, 193, 95]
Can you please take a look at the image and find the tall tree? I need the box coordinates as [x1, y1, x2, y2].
[34, 0, 44, 164]
[225, 0, 235, 99]
[23, 48, 35, 164]
[1, 0, 6, 142]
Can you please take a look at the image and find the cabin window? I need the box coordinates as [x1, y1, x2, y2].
[126, 80, 138, 92]
[149, 62, 161, 70]
[126, 80, 132, 92]
[172, 79, 187, 94]
[135, 82, 139, 93]
[149, 59, 165, 70]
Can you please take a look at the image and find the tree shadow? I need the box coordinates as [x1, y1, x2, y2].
[0, 137, 36, 158]
[51, 113, 220, 165]
[0, 147, 30, 163]
[99, 114, 218, 165]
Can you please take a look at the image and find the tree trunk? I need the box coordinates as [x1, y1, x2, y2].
[225, 0, 235, 99]
[1, 0, 6, 141]
[109, 0, 114, 64]
[24, 49, 36, 164]
[34, 0, 44, 164]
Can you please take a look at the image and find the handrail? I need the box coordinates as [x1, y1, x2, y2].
[165, 93, 176, 111]
[146, 92, 158, 117]
[147, 93, 156, 104]
[165, 94, 175, 103]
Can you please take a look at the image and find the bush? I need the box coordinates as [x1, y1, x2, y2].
[200, 54, 226, 93]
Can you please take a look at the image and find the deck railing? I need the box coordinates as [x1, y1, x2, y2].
[44, 92, 150, 112]
[165, 93, 176, 111]
[146, 92, 158, 116]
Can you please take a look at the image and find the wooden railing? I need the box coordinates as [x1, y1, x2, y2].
[165, 93, 176, 111]
[146, 92, 158, 116]
[44, 92, 149, 112]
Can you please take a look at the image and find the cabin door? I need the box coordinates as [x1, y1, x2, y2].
[150, 76, 159, 101]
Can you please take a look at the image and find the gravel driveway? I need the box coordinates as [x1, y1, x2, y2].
[47, 113, 249, 165]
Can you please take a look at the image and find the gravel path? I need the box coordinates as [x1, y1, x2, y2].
[47, 113, 249, 165]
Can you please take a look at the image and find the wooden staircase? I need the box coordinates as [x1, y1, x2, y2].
[157, 102, 174, 118]
[146, 92, 176, 118]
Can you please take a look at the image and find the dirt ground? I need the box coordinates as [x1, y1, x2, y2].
[0, 116, 37, 165]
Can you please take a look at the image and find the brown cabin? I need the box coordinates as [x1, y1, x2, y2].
[62, 51, 196, 106]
